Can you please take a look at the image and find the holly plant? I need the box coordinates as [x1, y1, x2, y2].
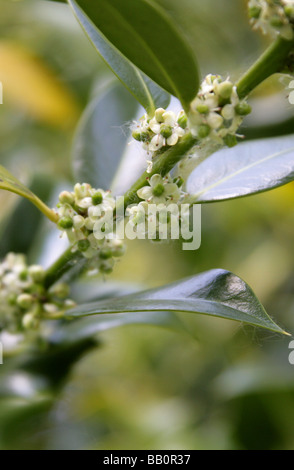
[0, 0, 294, 449]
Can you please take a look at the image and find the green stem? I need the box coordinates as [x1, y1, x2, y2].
[44, 246, 85, 289]
[122, 133, 198, 208]
[236, 36, 294, 99]
[44, 35, 294, 286]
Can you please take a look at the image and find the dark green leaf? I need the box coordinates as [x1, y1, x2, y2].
[63, 269, 288, 334]
[72, 82, 139, 190]
[68, 0, 170, 114]
[186, 136, 294, 203]
[70, 0, 199, 110]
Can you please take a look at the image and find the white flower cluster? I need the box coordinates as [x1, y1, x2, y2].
[131, 108, 189, 172]
[188, 74, 251, 148]
[0, 253, 75, 332]
[248, 0, 294, 40]
[126, 174, 186, 241]
[56, 183, 125, 274]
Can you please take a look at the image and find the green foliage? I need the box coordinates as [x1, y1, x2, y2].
[70, 0, 200, 110]
[72, 81, 139, 189]
[68, 0, 171, 114]
[64, 269, 286, 334]
[186, 135, 294, 203]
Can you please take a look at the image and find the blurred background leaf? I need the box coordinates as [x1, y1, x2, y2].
[72, 81, 139, 189]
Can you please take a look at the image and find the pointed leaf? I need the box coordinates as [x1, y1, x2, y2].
[63, 269, 288, 334]
[0, 166, 58, 223]
[68, 0, 170, 114]
[70, 0, 199, 110]
[186, 136, 294, 203]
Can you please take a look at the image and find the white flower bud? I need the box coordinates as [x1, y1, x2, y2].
[22, 312, 39, 329]
[43, 303, 59, 314]
[17, 293, 35, 309]
[207, 112, 224, 129]
[59, 191, 75, 205]
[221, 104, 235, 120]
[28, 265, 45, 283]
[155, 108, 165, 123]
[163, 111, 176, 126]
[64, 299, 76, 309]
[50, 282, 70, 299]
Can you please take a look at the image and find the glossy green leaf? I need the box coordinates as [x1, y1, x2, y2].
[0, 166, 58, 223]
[72, 82, 140, 190]
[186, 136, 294, 203]
[70, 0, 199, 110]
[68, 0, 170, 114]
[63, 269, 288, 334]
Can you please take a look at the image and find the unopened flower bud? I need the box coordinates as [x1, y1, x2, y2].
[28, 265, 45, 283]
[221, 104, 235, 120]
[155, 108, 165, 123]
[207, 112, 224, 129]
[64, 299, 76, 309]
[163, 111, 176, 126]
[217, 81, 233, 99]
[50, 282, 70, 299]
[59, 191, 75, 205]
[177, 111, 188, 128]
[22, 312, 39, 329]
[17, 293, 35, 309]
[43, 303, 58, 314]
